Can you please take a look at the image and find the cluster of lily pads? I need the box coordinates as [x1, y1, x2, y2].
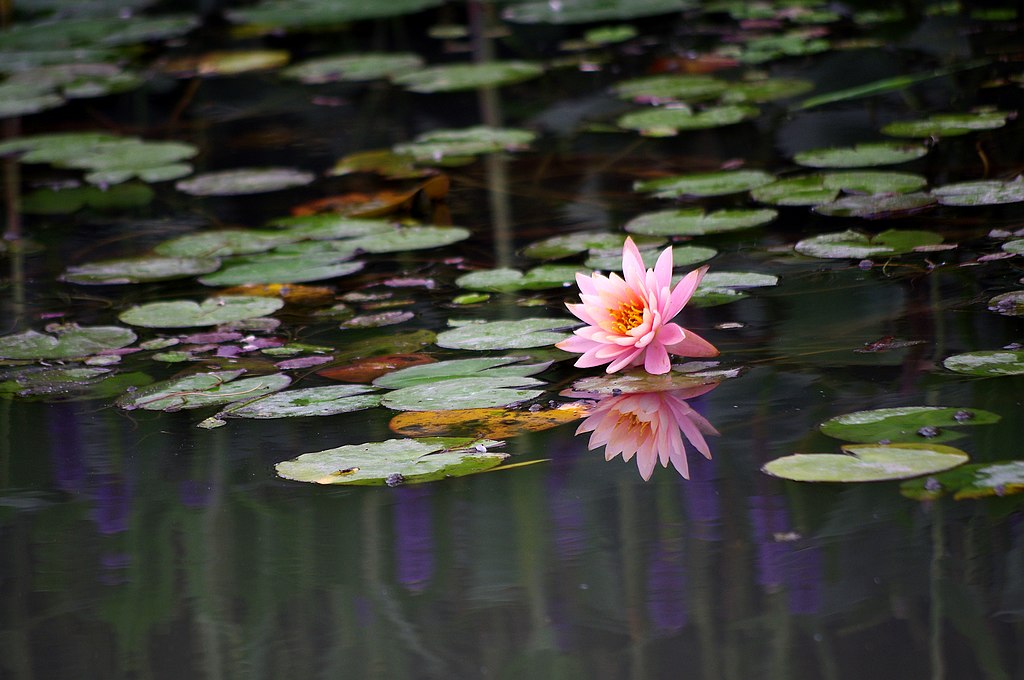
[2, 0, 1023, 490]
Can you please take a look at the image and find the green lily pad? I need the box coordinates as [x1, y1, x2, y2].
[21, 183, 154, 214]
[0, 82, 64, 117]
[271, 214, 395, 240]
[455, 265, 581, 292]
[393, 61, 543, 93]
[436, 318, 575, 350]
[503, 0, 698, 24]
[154, 229, 299, 258]
[943, 350, 1024, 376]
[794, 229, 943, 258]
[989, 291, 1024, 317]
[218, 384, 381, 419]
[1002, 240, 1024, 255]
[227, 0, 444, 29]
[374, 356, 549, 389]
[6, 63, 142, 99]
[933, 178, 1024, 206]
[198, 254, 364, 286]
[687, 271, 778, 307]
[281, 53, 423, 83]
[521, 231, 663, 259]
[62, 256, 221, 284]
[115, 369, 291, 411]
[176, 167, 315, 196]
[345, 226, 470, 253]
[634, 169, 774, 198]
[336, 330, 437, 362]
[617, 105, 759, 136]
[794, 142, 929, 168]
[118, 296, 284, 328]
[393, 126, 535, 162]
[583, 24, 638, 45]
[751, 172, 928, 206]
[736, 29, 830, 64]
[381, 376, 544, 411]
[902, 461, 1024, 500]
[327, 149, 436, 179]
[275, 437, 507, 486]
[100, 14, 200, 46]
[585, 245, 716, 270]
[881, 110, 1011, 138]
[0, 366, 151, 401]
[612, 74, 728, 102]
[0, 325, 136, 360]
[813, 192, 936, 218]
[624, 208, 777, 235]
[720, 78, 814, 103]
[569, 369, 718, 395]
[819, 406, 1000, 443]
[762, 443, 969, 482]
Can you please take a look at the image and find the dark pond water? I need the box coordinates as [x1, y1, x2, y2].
[3, 2, 1024, 678]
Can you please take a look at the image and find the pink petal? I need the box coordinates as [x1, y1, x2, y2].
[621, 237, 646, 291]
[665, 265, 708, 319]
[655, 322, 685, 346]
[643, 342, 671, 374]
[606, 345, 645, 373]
[565, 302, 600, 326]
[653, 245, 674, 289]
[665, 328, 719, 358]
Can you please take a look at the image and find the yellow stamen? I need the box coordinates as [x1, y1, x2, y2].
[609, 300, 645, 334]
[615, 412, 650, 436]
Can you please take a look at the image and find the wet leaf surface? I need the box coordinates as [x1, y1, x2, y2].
[63, 256, 222, 285]
[118, 296, 284, 328]
[381, 376, 545, 411]
[943, 350, 1024, 376]
[0, 326, 136, 360]
[625, 208, 777, 235]
[634, 169, 774, 198]
[393, 61, 543, 93]
[762, 443, 969, 483]
[218, 384, 380, 419]
[795, 229, 944, 258]
[317, 353, 437, 383]
[820, 406, 1001, 443]
[435, 318, 575, 350]
[115, 369, 291, 411]
[902, 461, 1024, 500]
[275, 437, 506, 486]
[388, 402, 586, 438]
[176, 168, 316, 196]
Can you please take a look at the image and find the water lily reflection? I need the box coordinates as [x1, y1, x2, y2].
[577, 384, 719, 480]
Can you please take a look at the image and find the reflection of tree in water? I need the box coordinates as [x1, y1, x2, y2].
[576, 383, 720, 480]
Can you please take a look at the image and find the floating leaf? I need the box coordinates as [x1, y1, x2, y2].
[503, 0, 697, 24]
[569, 370, 719, 395]
[812, 192, 936, 218]
[585, 245, 716, 270]
[435, 318, 574, 350]
[751, 172, 927, 206]
[0, 325, 136, 360]
[0, 82, 63, 117]
[62, 256, 221, 285]
[794, 229, 943, 258]
[281, 53, 423, 83]
[115, 369, 291, 411]
[21, 183, 154, 214]
[154, 229, 298, 258]
[328, 149, 436, 179]
[902, 461, 1024, 500]
[720, 78, 814, 103]
[881, 110, 1012, 138]
[374, 356, 549, 389]
[0, 366, 151, 401]
[943, 350, 1024, 376]
[335, 330, 437, 362]
[521, 231, 663, 259]
[389, 402, 587, 438]
[617, 105, 759, 136]
[455, 265, 581, 292]
[118, 296, 284, 328]
[198, 254, 364, 286]
[762, 443, 968, 482]
[6, 62, 143, 99]
[272, 214, 395, 240]
[933, 178, 1024, 206]
[624, 208, 776, 235]
[218, 385, 380, 419]
[275, 437, 507, 486]
[344, 226, 470, 253]
[176, 168, 315, 196]
[392, 61, 543, 93]
[164, 49, 290, 77]
[317, 353, 437, 383]
[793, 142, 928, 168]
[634, 169, 774, 198]
[612, 74, 727, 103]
[381, 376, 544, 411]
[988, 291, 1024, 317]
[819, 406, 1000, 443]
[342, 311, 414, 329]
[393, 126, 535, 162]
[583, 24, 638, 45]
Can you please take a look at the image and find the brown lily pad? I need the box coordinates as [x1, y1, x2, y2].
[317, 353, 437, 383]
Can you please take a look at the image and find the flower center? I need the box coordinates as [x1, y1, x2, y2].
[616, 411, 651, 436]
[609, 300, 645, 334]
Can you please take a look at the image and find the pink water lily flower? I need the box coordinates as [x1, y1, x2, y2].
[577, 385, 719, 480]
[556, 237, 718, 374]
